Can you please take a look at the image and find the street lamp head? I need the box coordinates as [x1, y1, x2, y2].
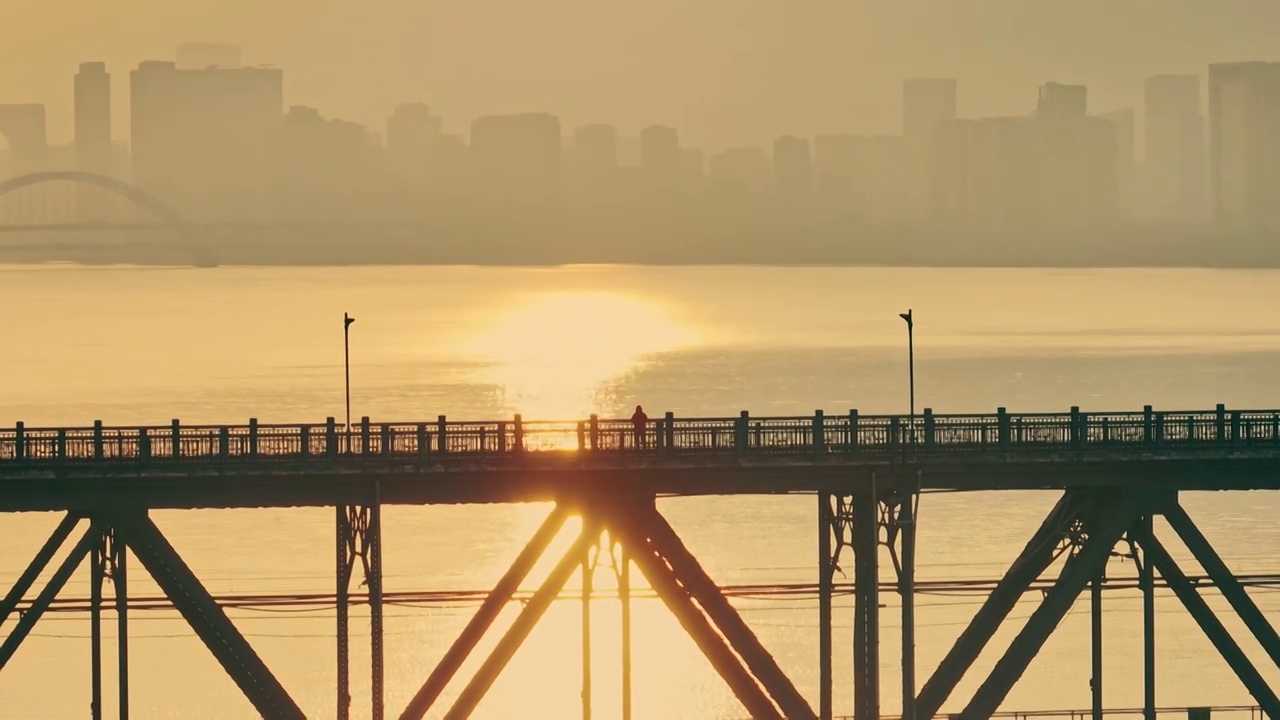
[899, 309, 913, 327]
[344, 313, 355, 328]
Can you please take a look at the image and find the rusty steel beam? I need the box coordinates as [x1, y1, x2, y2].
[916, 490, 1089, 719]
[960, 492, 1139, 719]
[0, 512, 80, 628]
[641, 506, 815, 720]
[399, 504, 570, 720]
[445, 518, 602, 720]
[117, 513, 304, 720]
[1142, 532, 1280, 717]
[610, 509, 783, 720]
[1164, 503, 1280, 669]
[0, 523, 96, 668]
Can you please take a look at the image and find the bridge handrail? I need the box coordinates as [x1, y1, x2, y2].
[2, 406, 1279, 464]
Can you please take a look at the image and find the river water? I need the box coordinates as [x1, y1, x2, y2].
[2, 264, 1280, 719]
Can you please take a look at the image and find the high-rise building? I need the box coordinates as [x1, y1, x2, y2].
[772, 135, 812, 201]
[903, 79, 958, 220]
[709, 147, 769, 194]
[176, 43, 242, 70]
[1035, 83, 1117, 226]
[74, 62, 112, 220]
[571, 124, 618, 178]
[386, 103, 436, 157]
[0, 104, 48, 176]
[470, 113, 561, 206]
[1101, 108, 1136, 218]
[130, 60, 283, 218]
[1037, 82, 1088, 120]
[640, 125, 680, 190]
[1208, 61, 1280, 228]
[1144, 74, 1205, 223]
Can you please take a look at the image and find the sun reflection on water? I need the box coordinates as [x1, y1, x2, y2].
[461, 292, 696, 420]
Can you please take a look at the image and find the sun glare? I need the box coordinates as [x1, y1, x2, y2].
[462, 292, 695, 419]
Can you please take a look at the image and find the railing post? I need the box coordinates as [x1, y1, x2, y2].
[14, 421, 24, 461]
[361, 416, 371, 456]
[1216, 404, 1227, 442]
[577, 421, 586, 451]
[589, 414, 599, 451]
[249, 418, 259, 457]
[381, 424, 392, 455]
[139, 428, 151, 461]
[1155, 412, 1165, 446]
[300, 425, 311, 456]
[997, 407, 1010, 448]
[514, 414, 524, 452]
[1143, 405, 1154, 445]
[813, 410, 825, 455]
[219, 427, 229, 458]
[923, 408, 935, 448]
[417, 423, 428, 457]
[94, 420, 104, 460]
[437, 415, 447, 454]
[889, 416, 901, 450]
[847, 409, 859, 450]
[171, 419, 181, 459]
[1231, 411, 1243, 443]
[664, 412, 675, 453]
[326, 417, 338, 457]
[736, 411, 749, 454]
[56, 429, 66, 460]
[1070, 406, 1081, 447]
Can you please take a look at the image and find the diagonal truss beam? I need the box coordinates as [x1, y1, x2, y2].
[1164, 503, 1280, 670]
[960, 492, 1141, 719]
[0, 513, 80, 628]
[641, 505, 815, 720]
[610, 508, 784, 720]
[444, 517, 602, 720]
[916, 489, 1089, 719]
[1142, 532, 1280, 716]
[0, 522, 96, 668]
[399, 504, 570, 720]
[115, 513, 305, 720]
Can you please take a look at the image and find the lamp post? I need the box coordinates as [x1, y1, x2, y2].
[897, 308, 917, 720]
[344, 313, 355, 452]
[899, 309, 914, 422]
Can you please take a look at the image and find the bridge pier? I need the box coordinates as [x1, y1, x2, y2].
[336, 495, 385, 720]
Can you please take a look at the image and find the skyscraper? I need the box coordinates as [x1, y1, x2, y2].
[1144, 74, 1205, 223]
[903, 79, 958, 220]
[640, 125, 680, 191]
[469, 113, 561, 207]
[130, 60, 283, 218]
[772, 135, 812, 202]
[571, 124, 618, 178]
[1101, 108, 1136, 218]
[74, 62, 112, 220]
[1208, 62, 1280, 228]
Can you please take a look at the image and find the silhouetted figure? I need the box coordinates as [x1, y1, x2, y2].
[630, 405, 649, 449]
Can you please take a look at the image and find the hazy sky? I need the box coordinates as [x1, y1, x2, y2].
[5, 0, 1280, 147]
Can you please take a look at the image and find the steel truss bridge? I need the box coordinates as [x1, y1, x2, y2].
[3, 404, 1280, 719]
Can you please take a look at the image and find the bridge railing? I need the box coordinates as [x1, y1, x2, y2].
[3, 406, 1280, 464]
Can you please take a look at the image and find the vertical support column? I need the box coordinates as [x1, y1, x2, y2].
[336, 506, 352, 720]
[900, 491, 917, 720]
[90, 528, 104, 720]
[369, 490, 385, 720]
[1140, 514, 1155, 720]
[819, 492, 834, 720]
[619, 543, 632, 720]
[1091, 570, 1103, 720]
[582, 544, 592, 720]
[113, 533, 129, 720]
[853, 476, 880, 720]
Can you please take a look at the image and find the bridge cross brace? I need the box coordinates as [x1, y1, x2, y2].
[913, 486, 1280, 720]
[0, 511, 303, 719]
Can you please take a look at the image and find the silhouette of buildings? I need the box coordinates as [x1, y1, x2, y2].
[1208, 61, 1280, 229]
[130, 60, 283, 219]
[903, 78, 958, 218]
[1101, 108, 1136, 219]
[772, 135, 812, 204]
[570, 124, 618, 179]
[0, 104, 48, 176]
[1144, 74, 1205, 224]
[640, 125, 680, 192]
[469, 113, 561, 213]
[74, 62, 113, 220]
[176, 43, 242, 70]
[709, 147, 769, 195]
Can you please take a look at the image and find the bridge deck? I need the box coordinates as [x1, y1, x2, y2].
[3, 407, 1280, 510]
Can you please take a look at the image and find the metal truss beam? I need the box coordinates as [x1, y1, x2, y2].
[0, 522, 96, 668]
[961, 491, 1140, 719]
[116, 512, 304, 720]
[0, 512, 80, 627]
[444, 518, 602, 720]
[1164, 503, 1280, 670]
[853, 479, 879, 720]
[641, 505, 815, 720]
[610, 510, 783, 720]
[337, 500, 385, 720]
[916, 489, 1090, 719]
[1142, 532, 1280, 716]
[818, 492, 834, 720]
[399, 504, 569, 720]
